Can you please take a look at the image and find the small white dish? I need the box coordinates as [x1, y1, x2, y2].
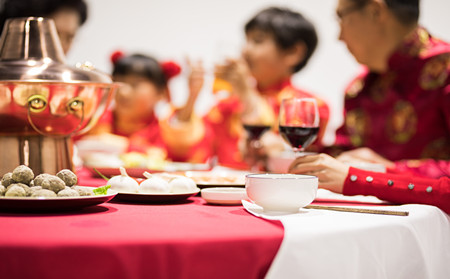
[185, 171, 247, 187]
[201, 187, 247, 205]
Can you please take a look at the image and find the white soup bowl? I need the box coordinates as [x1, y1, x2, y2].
[245, 173, 318, 213]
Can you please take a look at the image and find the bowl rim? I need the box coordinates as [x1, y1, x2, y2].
[245, 173, 317, 180]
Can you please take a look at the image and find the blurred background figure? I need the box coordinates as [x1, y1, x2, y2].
[76, 52, 208, 168]
[61, 0, 450, 151]
[0, 0, 88, 54]
[203, 7, 330, 170]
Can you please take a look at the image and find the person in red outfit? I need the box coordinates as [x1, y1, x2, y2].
[289, 153, 450, 214]
[331, 0, 450, 178]
[289, 0, 450, 214]
[204, 7, 330, 169]
[84, 52, 208, 163]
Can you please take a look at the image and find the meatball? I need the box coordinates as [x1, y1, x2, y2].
[31, 189, 57, 198]
[56, 169, 77, 186]
[57, 188, 80, 197]
[5, 185, 27, 197]
[71, 186, 94, 196]
[6, 183, 31, 196]
[12, 165, 34, 185]
[29, 186, 43, 195]
[33, 174, 65, 193]
[33, 173, 51, 186]
[1, 172, 14, 187]
[0, 185, 5, 196]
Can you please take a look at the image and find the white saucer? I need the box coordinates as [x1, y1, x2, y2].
[201, 187, 247, 205]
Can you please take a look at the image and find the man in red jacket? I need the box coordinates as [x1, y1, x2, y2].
[290, 0, 450, 213]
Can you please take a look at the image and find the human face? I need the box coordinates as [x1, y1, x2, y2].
[113, 74, 165, 119]
[50, 8, 80, 54]
[242, 29, 292, 88]
[337, 0, 381, 68]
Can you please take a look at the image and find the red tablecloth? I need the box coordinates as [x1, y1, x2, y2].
[0, 169, 284, 279]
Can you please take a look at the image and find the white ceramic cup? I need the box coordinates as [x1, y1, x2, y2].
[245, 173, 318, 213]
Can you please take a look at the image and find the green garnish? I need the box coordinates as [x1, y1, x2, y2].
[93, 185, 111, 196]
[93, 168, 110, 181]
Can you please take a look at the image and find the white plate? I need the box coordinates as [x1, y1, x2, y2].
[201, 187, 248, 205]
[184, 170, 247, 188]
[86, 162, 210, 178]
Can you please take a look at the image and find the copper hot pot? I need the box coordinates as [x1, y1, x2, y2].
[0, 17, 118, 176]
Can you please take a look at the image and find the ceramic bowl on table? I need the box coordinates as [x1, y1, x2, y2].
[245, 173, 318, 213]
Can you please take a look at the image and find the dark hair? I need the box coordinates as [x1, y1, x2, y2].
[349, 0, 419, 25]
[0, 0, 88, 34]
[245, 7, 318, 73]
[112, 54, 167, 89]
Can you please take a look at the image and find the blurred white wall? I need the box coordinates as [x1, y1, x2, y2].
[67, 0, 450, 145]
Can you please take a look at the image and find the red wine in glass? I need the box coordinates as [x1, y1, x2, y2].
[279, 125, 319, 151]
[243, 124, 271, 140]
[279, 97, 320, 154]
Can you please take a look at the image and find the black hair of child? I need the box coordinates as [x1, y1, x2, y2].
[245, 7, 318, 73]
[112, 54, 167, 90]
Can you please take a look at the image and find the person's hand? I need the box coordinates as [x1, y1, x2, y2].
[187, 58, 204, 102]
[175, 58, 204, 122]
[214, 58, 253, 97]
[239, 131, 286, 171]
[337, 147, 394, 167]
[243, 136, 266, 171]
[288, 153, 349, 193]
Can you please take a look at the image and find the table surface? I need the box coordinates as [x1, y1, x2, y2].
[2, 168, 449, 279]
[263, 203, 450, 279]
[0, 196, 284, 279]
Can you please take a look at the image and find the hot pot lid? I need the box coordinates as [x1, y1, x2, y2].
[0, 17, 112, 84]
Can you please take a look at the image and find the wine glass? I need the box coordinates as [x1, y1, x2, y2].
[279, 97, 320, 156]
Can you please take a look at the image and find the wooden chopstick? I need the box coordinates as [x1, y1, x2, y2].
[304, 205, 409, 216]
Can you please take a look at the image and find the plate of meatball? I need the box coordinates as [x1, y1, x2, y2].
[0, 165, 117, 211]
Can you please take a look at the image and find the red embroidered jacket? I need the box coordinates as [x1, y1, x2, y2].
[335, 27, 450, 178]
[344, 167, 450, 214]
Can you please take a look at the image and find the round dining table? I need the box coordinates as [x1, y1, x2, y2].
[1, 168, 450, 279]
[0, 168, 284, 279]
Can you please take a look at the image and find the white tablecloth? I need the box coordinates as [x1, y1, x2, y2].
[243, 198, 450, 279]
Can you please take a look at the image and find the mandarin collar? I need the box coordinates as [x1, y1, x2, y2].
[387, 27, 433, 71]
